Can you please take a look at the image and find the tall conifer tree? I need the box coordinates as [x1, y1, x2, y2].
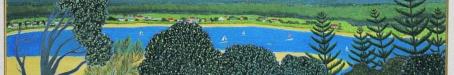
[306, 12, 345, 75]
[366, 9, 395, 66]
[427, 8, 446, 55]
[392, 0, 431, 56]
[348, 27, 374, 65]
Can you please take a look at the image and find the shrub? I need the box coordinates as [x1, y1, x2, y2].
[59, 0, 113, 66]
[85, 37, 144, 75]
[107, 16, 117, 21]
[345, 64, 380, 75]
[380, 57, 406, 75]
[138, 22, 221, 74]
[401, 54, 445, 75]
[279, 54, 327, 75]
[221, 45, 279, 74]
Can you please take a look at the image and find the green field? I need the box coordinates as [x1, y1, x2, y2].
[8, 3, 446, 21]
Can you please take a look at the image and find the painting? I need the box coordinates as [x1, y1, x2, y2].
[4, 0, 447, 75]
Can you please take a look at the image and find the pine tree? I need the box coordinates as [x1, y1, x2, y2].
[348, 27, 374, 65]
[366, 9, 395, 66]
[427, 8, 446, 55]
[306, 12, 346, 75]
[392, 0, 431, 56]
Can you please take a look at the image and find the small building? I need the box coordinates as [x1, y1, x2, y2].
[118, 18, 126, 21]
[256, 16, 268, 22]
[167, 18, 176, 22]
[144, 17, 152, 21]
[218, 17, 226, 21]
[127, 17, 135, 21]
[151, 18, 162, 21]
[239, 16, 248, 20]
[135, 15, 145, 20]
[331, 24, 338, 29]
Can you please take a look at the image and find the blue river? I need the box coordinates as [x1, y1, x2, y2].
[8, 26, 433, 74]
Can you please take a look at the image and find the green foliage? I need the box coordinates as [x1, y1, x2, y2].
[306, 12, 345, 75]
[427, 8, 446, 55]
[348, 27, 374, 65]
[85, 37, 144, 75]
[348, 56, 407, 75]
[107, 16, 118, 21]
[138, 22, 221, 74]
[279, 54, 327, 75]
[392, 0, 432, 56]
[345, 64, 380, 75]
[59, 0, 113, 66]
[221, 45, 279, 74]
[366, 9, 395, 67]
[401, 54, 445, 75]
[380, 57, 406, 75]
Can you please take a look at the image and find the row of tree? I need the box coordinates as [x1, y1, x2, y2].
[137, 22, 328, 75]
[346, 0, 446, 75]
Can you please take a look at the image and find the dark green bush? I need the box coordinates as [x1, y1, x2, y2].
[345, 64, 380, 75]
[279, 54, 327, 75]
[220, 45, 279, 75]
[59, 0, 113, 66]
[138, 22, 221, 74]
[401, 54, 445, 75]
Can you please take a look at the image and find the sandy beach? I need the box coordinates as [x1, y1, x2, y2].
[6, 23, 355, 37]
[6, 52, 349, 75]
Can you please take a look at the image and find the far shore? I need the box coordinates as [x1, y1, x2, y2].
[6, 23, 354, 37]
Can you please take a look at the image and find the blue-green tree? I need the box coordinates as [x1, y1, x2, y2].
[427, 8, 446, 55]
[366, 9, 395, 67]
[392, 0, 432, 56]
[306, 12, 346, 75]
[348, 27, 375, 65]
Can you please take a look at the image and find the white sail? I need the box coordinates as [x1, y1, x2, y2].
[286, 34, 294, 41]
[139, 31, 144, 36]
[241, 31, 246, 36]
[345, 46, 350, 52]
[221, 35, 228, 43]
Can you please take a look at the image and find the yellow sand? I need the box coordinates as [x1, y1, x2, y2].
[6, 56, 87, 75]
[6, 52, 349, 75]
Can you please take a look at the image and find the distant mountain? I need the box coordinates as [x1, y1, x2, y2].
[8, 0, 446, 5]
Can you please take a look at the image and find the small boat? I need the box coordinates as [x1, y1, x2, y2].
[241, 31, 246, 36]
[345, 46, 350, 53]
[286, 34, 294, 41]
[221, 35, 228, 43]
[139, 31, 144, 36]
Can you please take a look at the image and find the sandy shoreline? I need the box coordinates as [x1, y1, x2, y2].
[6, 23, 354, 37]
[6, 52, 349, 75]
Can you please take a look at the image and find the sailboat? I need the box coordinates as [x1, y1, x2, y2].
[241, 31, 246, 36]
[139, 30, 144, 36]
[345, 46, 350, 53]
[221, 35, 228, 43]
[286, 34, 294, 41]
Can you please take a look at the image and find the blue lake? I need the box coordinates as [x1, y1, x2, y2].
[7, 26, 421, 62]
